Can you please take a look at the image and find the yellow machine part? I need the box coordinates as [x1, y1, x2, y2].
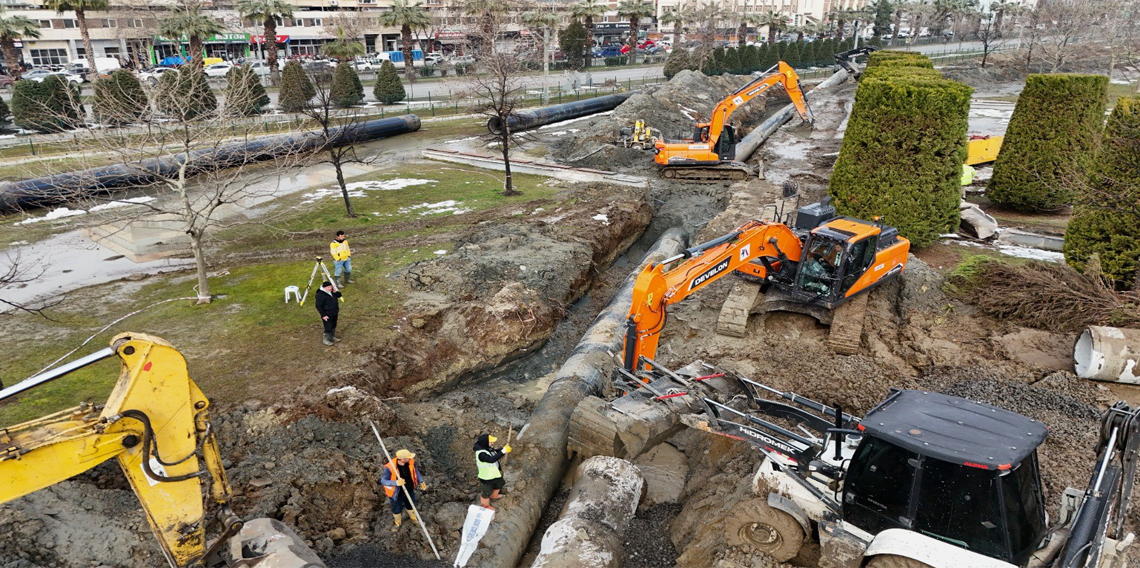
[966, 135, 1003, 166]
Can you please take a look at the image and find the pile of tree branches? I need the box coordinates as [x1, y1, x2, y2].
[947, 256, 1140, 331]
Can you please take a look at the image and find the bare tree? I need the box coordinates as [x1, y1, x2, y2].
[0, 251, 58, 318]
[1030, 0, 1112, 73]
[463, 4, 525, 196]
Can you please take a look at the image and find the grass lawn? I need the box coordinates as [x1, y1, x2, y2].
[0, 161, 567, 425]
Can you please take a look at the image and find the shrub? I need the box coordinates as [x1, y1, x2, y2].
[330, 62, 364, 108]
[13, 75, 82, 132]
[604, 56, 627, 67]
[223, 64, 269, 116]
[742, 45, 761, 74]
[783, 42, 801, 67]
[663, 48, 696, 79]
[373, 60, 406, 105]
[988, 74, 1108, 212]
[828, 73, 973, 248]
[1064, 97, 1140, 289]
[93, 69, 148, 125]
[560, 21, 587, 70]
[455, 62, 474, 76]
[758, 43, 778, 69]
[868, 50, 933, 67]
[0, 97, 8, 125]
[156, 66, 217, 120]
[724, 47, 743, 74]
[799, 42, 816, 68]
[279, 60, 315, 112]
[419, 65, 434, 78]
[862, 53, 941, 80]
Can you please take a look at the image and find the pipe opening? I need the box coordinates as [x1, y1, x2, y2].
[1074, 329, 1094, 378]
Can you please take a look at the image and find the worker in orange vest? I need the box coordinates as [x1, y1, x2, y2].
[381, 448, 427, 531]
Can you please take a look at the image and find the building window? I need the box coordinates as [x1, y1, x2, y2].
[38, 19, 52, 28]
[62, 19, 77, 28]
[127, 18, 143, 28]
[30, 48, 69, 66]
[104, 18, 117, 28]
[104, 46, 120, 56]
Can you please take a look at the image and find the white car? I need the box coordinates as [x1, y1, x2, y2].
[248, 61, 282, 76]
[450, 55, 475, 66]
[353, 58, 383, 71]
[20, 69, 83, 85]
[423, 53, 444, 66]
[137, 66, 178, 85]
[203, 62, 234, 78]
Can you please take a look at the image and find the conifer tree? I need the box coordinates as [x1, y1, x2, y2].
[373, 59, 406, 104]
[279, 59, 315, 112]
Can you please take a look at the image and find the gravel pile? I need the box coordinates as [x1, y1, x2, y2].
[625, 503, 683, 567]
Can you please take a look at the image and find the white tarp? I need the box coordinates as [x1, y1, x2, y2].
[454, 505, 495, 567]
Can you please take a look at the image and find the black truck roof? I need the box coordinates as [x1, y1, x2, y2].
[860, 390, 1048, 471]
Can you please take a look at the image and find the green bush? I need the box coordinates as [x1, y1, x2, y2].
[1064, 97, 1140, 289]
[560, 21, 587, 70]
[279, 60, 315, 112]
[988, 74, 1109, 211]
[13, 75, 82, 132]
[604, 56, 627, 67]
[783, 42, 801, 67]
[868, 50, 933, 67]
[373, 60, 406, 105]
[862, 53, 941, 80]
[223, 64, 269, 116]
[758, 43, 778, 69]
[741, 45, 761, 74]
[724, 47, 743, 74]
[330, 62, 364, 108]
[828, 74, 974, 248]
[663, 48, 696, 79]
[0, 97, 8, 125]
[93, 69, 148, 125]
[454, 62, 474, 76]
[156, 66, 217, 120]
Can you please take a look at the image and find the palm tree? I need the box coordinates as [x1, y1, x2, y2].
[237, 0, 293, 84]
[737, 12, 763, 47]
[464, 0, 509, 48]
[42, 0, 108, 79]
[0, 14, 39, 79]
[323, 27, 365, 61]
[570, 0, 606, 68]
[759, 11, 786, 44]
[617, 0, 653, 64]
[829, 7, 859, 40]
[379, 0, 431, 83]
[659, 8, 686, 43]
[521, 8, 558, 103]
[158, 1, 225, 70]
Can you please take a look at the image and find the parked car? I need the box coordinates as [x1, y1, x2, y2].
[203, 62, 234, 78]
[594, 45, 623, 58]
[450, 55, 475, 66]
[67, 57, 122, 76]
[138, 66, 177, 85]
[21, 69, 83, 85]
[423, 53, 444, 66]
[0, 74, 14, 90]
[248, 60, 282, 76]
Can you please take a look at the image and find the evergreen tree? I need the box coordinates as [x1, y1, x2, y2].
[13, 74, 82, 132]
[758, 43, 778, 69]
[92, 68, 147, 125]
[560, 20, 588, 70]
[0, 97, 8, 125]
[224, 64, 269, 116]
[373, 59, 406, 104]
[742, 44, 761, 74]
[724, 47, 743, 74]
[1064, 96, 1140, 289]
[802, 41, 818, 67]
[156, 66, 217, 120]
[784, 41, 801, 67]
[989, 74, 1109, 211]
[873, 0, 893, 38]
[330, 62, 363, 108]
[709, 46, 726, 75]
[279, 60, 315, 112]
[663, 47, 695, 79]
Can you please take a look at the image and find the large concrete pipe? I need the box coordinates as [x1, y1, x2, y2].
[734, 68, 853, 163]
[1074, 326, 1140, 383]
[486, 92, 636, 135]
[466, 228, 688, 568]
[530, 456, 645, 568]
[0, 115, 421, 212]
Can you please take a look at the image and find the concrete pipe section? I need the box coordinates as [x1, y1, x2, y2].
[734, 67, 854, 163]
[530, 456, 645, 568]
[1074, 326, 1140, 383]
[466, 228, 688, 568]
[486, 92, 636, 135]
[0, 115, 421, 212]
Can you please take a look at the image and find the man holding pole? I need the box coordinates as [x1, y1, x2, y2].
[381, 448, 427, 532]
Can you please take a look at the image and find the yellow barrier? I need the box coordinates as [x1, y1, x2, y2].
[966, 135, 1003, 166]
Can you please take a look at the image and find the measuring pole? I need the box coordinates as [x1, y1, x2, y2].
[369, 420, 441, 560]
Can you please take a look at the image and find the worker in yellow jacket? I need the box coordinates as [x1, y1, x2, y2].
[330, 230, 353, 287]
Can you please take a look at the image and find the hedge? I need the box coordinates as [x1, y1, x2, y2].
[156, 66, 217, 120]
[988, 73, 1108, 211]
[724, 47, 743, 75]
[742, 45, 760, 74]
[828, 74, 973, 248]
[1064, 97, 1140, 289]
[330, 62, 364, 108]
[13, 75, 82, 132]
[223, 64, 269, 116]
[93, 69, 148, 124]
[279, 60, 315, 112]
[868, 50, 932, 66]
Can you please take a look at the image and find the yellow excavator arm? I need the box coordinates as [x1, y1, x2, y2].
[0, 333, 324, 568]
[703, 60, 812, 143]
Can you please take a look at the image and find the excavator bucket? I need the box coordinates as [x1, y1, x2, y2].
[215, 518, 326, 568]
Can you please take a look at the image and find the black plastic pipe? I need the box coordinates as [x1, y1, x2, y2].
[0, 115, 421, 212]
[486, 92, 636, 135]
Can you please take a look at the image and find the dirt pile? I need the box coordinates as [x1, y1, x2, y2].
[549, 70, 775, 172]
[356, 183, 652, 398]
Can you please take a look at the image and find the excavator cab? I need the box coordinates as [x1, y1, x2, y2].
[714, 125, 737, 161]
[790, 222, 894, 309]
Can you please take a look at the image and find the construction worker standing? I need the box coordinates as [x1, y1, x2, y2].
[315, 281, 342, 346]
[381, 449, 427, 532]
[330, 230, 353, 287]
[473, 433, 511, 510]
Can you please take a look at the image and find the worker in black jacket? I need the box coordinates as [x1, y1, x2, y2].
[473, 433, 511, 510]
[315, 281, 342, 346]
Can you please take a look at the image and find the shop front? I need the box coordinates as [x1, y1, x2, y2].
[152, 33, 250, 65]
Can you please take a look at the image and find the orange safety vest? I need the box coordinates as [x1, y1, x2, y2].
[383, 458, 419, 498]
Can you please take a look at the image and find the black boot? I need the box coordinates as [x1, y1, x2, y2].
[345, 271, 355, 284]
[323, 333, 334, 346]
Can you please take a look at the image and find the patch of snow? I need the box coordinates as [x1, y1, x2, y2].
[88, 196, 156, 212]
[9, 240, 29, 246]
[16, 207, 87, 225]
[445, 136, 481, 144]
[400, 200, 472, 216]
[592, 213, 610, 225]
[997, 244, 1065, 262]
[299, 178, 437, 204]
[326, 386, 358, 395]
[434, 249, 447, 255]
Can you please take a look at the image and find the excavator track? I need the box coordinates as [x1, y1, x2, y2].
[827, 292, 869, 355]
[661, 163, 753, 183]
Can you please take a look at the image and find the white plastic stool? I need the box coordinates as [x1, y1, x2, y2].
[284, 285, 301, 303]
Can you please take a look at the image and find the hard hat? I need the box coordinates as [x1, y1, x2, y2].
[396, 449, 415, 460]
[489, 435, 498, 444]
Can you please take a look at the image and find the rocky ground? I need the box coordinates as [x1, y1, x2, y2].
[1, 64, 1133, 568]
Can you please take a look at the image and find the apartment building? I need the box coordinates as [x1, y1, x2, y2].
[655, 0, 871, 42]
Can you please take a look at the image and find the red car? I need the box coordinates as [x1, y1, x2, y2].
[0, 74, 14, 90]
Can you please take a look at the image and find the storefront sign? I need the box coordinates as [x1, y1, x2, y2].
[251, 34, 290, 44]
[436, 30, 467, 39]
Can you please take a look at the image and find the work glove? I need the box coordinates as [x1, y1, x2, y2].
[419, 483, 427, 491]
[396, 478, 406, 486]
[503, 445, 512, 454]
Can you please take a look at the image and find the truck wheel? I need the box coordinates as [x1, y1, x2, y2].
[865, 554, 934, 568]
[724, 498, 803, 561]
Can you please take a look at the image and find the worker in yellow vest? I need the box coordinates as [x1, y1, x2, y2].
[330, 230, 353, 287]
[473, 433, 511, 510]
[381, 449, 427, 531]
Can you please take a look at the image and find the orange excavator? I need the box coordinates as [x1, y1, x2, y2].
[654, 61, 812, 181]
[623, 199, 909, 371]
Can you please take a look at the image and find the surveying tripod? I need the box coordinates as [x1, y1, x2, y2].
[299, 257, 343, 306]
